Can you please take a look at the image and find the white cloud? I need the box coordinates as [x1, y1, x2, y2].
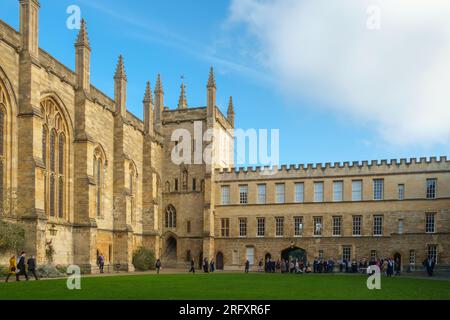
[228, 0, 450, 146]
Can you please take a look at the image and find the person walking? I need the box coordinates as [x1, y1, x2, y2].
[209, 259, 215, 273]
[5, 255, 17, 282]
[27, 255, 39, 281]
[155, 259, 162, 274]
[16, 252, 29, 281]
[98, 253, 105, 274]
[245, 260, 250, 273]
[189, 258, 195, 274]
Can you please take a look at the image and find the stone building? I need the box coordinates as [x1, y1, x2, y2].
[0, 1, 448, 272]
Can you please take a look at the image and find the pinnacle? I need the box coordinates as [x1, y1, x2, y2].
[76, 19, 90, 47]
[207, 66, 216, 88]
[143, 81, 152, 103]
[155, 74, 164, 93]
[178, 82, 188, 109]
[114, 55, 127, 80]
[228, 96, 234, 114]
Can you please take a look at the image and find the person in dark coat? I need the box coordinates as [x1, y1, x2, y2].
[155, 259, 162, 274]
[27, 255, 39, 280]
[386, 258, 394, 277]
[203, 258, 209, 273]
[16, 251, 29, 281]
[245, 260, 250, 273]
[189, 258, 195, 274]
[423, 258, 436, 277]
[209, 259, 215, 273]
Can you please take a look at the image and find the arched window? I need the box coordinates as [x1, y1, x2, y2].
[165, 205, 176, 229]
[49, 129, 56, 217]
[41, 98, 69, 219]
[0, 78, 13, 216]
[58, 133, 65, 218]
[93, 145, 106, 218]
[0, 108, 4, 213]
[165, 181, 170, 192]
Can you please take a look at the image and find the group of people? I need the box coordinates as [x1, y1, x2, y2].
[5, 251, 39, 282]
[245, 256, 437, 277]
[188, 258, 216, 274]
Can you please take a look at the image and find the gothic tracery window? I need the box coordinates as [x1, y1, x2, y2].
[41, 98, 69, 219]
[0, 107, 4, 213]
[94, 146, 106, 218]
[165, 205, 176, 229]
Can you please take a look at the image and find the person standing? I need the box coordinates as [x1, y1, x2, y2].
[98, 253, 105, 274]
[209, 259, 215, 273]
[424, 257, 436, 277]
[387, 258, 394, 277]
[16, 252, 29, 281]
[245, 260, 250, 273]
[189, 258, 195, 274]
[155, 259, 162, 274]
[5, 255, 17, 282]
[27, 255, 39, 281]
[258, 259, 263, 272]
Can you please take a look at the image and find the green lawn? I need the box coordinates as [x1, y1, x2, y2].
[0, 273, 449, 300]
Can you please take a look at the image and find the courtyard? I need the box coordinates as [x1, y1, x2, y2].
[1, 272, 449, 300]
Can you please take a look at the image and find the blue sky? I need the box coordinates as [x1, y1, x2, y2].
[1, 0, 449, 166]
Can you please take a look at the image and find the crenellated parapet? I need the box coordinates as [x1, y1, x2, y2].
[215, 156, 450, 181]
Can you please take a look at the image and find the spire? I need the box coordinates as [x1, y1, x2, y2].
[143, 81, 152, 103]
[178, 81, 188, 109]
[155, 73, 163, 93]
[114, 55, 127, 80]
[227, 96, 235, 127]
[227, 96, 234, 115]
[75, 19, 91, 92]
[143, 81, 154, 135]
[114, 55, 127, 116]
[207, 66, 216, 88]
[75, 19, 90, 48]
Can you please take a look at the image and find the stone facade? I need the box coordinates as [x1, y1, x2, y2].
[0, 1, 448, 272]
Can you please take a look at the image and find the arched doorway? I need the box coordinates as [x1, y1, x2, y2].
[281, 246, 307, 263]
[216, 252, 224, 270]
[163, 236, 177, 262]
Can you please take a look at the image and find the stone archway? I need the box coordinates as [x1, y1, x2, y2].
[163, 236, 177, 263]
[281, 246, 307, 263]
[216, 252, 224, 270]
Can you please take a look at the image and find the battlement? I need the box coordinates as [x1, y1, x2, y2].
[215, 156, 450, 180]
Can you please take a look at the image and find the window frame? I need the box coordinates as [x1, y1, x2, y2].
[333, 181, 343, 202]
[314, 182, 324, 203]
[373, 215, 383, 236]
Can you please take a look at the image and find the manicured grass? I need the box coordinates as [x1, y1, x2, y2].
[0, 273, 449, 300]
